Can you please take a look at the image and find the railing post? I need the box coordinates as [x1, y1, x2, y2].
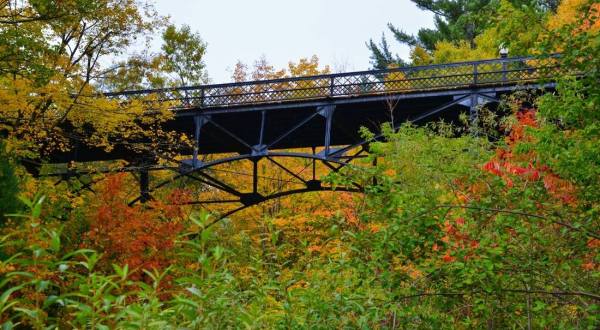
[473, 63, 478, 85]
[502, 59, 507, 82]
[329, 76, 335, 97]
[200, 87, 205, 108]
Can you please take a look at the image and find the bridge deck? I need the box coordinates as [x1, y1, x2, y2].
[105, 55, 558, 111]
[51, 55, 559, 163]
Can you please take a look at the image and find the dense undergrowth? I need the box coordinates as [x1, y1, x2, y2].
[1, 92, 598, 327]
[1, 0, 599, 328]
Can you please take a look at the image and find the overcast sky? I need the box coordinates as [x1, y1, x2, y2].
[153, 0, 434, 83]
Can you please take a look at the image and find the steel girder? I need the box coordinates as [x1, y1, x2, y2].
[120, 89, 502, 220]
[41, 56, 562, 220]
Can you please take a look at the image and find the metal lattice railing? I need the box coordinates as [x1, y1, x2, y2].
[103, 55, 561, 110]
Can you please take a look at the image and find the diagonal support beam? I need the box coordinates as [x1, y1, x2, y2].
[267, 156, 308, 184]
[475, 92, 499, 103]
[320, 157, 363, 192]
[333, 148, 365, 172]
[331, 95, 472, 159]
[186, 174, 243, 198]
[194, 171, 245, 197]
[411, 94, 470, 123]
[266, 112, 319, 149]
[207, 117, 253, 151]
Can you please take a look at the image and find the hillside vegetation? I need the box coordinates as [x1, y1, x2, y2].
[0, 0, 598, 328]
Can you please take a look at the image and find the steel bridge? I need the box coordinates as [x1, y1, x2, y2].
[45, 55, 559, 218]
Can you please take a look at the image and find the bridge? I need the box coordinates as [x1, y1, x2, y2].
[44, 55, 559, 218]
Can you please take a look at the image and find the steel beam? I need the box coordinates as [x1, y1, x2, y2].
[49, 55, 564, 217]
[193, 115, 209, 168]
[174, 82, 556, 116]
[317, 105, 335, 156]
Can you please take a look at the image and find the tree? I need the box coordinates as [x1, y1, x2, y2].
[251, 55, 286, 81]
[160, 24, 208, 86]
[368, 0, 499, 69]
[102, 24, 209, 91]
[83, 173, 189, 280]
[367, 0, 560, 68]
[0, 0, 176, 160]
[346, 1, 600, 325]
[231, 60, 249, 83]
[227, 55, 330, 103]
[231, 55, 330, 82]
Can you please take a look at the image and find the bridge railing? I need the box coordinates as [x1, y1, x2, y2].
[103, 55, 561, 109]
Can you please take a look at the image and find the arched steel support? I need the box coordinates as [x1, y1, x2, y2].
[190, 186, 362, 228]
[127, 150, 369, 218]
[101, 90, 502, 218]
[38, 83, 510, 220]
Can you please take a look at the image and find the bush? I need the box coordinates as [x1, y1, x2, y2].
[0, 142, 21, 225]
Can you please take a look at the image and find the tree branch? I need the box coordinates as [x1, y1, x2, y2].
[437, 204, 600, 240]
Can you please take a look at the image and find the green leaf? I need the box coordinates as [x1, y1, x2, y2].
[31, 195, 45, 219]
[1, 321, 14, 330]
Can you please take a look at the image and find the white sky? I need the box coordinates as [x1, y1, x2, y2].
[152, 0, 434, 83]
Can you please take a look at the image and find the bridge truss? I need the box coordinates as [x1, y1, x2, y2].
[42, 55, 559, 219]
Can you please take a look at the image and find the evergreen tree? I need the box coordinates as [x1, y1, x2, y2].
[368, 0, 558, 69]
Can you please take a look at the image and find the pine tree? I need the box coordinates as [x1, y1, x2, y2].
[367, 0, 559, 68]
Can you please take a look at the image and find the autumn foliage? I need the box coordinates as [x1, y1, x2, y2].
[482, 108, 577, 204]
[83, 174, 189, 279]
[1, 0, 599, 328]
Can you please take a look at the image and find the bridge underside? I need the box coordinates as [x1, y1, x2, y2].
[43, 83, 552, 219]
[51, 84, 543, 162]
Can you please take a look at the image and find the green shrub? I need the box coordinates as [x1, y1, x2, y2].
[0, 142, 21, 225]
